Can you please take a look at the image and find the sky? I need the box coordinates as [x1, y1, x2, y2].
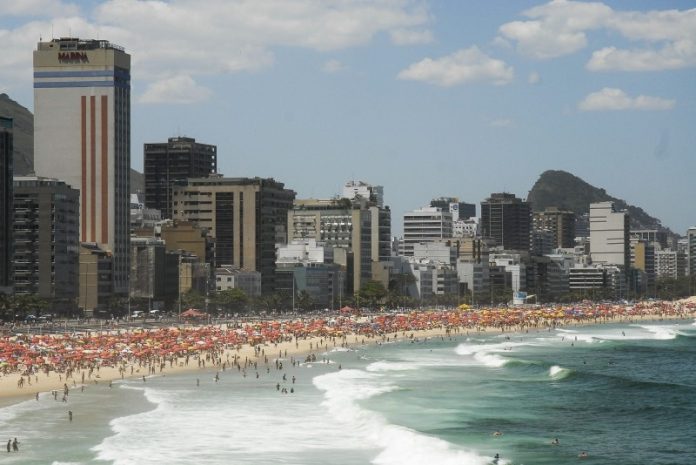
[1, 0, 695, 235]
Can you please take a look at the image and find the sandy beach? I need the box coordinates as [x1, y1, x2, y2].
[1, 300, 693, 405]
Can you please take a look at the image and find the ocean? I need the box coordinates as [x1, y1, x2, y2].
[2, 318, 695, 465]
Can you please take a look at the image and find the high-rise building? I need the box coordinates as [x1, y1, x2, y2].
[533, 207, 576, 249]
[34, 37, 131, 295]
[688, 227, 696, 276]
[13, 177, 80, 314]
[655, 249, 678, 279]
[480, 193, 531, 252]
[0, 116, 13, 293]
[590, 202, 630, 271]
[144, 137, 217, 219]
[402, 207, 453, 256]
[172, 176, 295, 293]
[288, 197, 391, 293]
[430, 197, 475, 221]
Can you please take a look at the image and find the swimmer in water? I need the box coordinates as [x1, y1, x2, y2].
[578, 451, 588, 458]
[551, 437, 560, 445]
[492, 431, 503, 437]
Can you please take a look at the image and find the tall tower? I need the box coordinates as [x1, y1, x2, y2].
[144, 137, 217, 219]
[33, 38, 131, 294]
[480, 193, 531, 252]
[0, 116, 13, 293]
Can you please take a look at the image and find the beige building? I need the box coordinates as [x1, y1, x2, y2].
[79, 243, 113, 316]
[172, 176, 295, 293]
[34, 38, 131, 295]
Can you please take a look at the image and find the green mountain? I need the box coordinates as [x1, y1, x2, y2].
[528, 170, 671, 233]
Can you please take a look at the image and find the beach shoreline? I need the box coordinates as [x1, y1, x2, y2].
[1, 307, 693, 405]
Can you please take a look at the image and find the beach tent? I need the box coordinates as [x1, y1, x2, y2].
[181, 308, 206, 318]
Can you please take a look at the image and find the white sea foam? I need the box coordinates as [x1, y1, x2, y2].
[314, 369, 497, 465]
[0, 396, 53, 428]
[637, 325, 679, 340]
[93, 379, 368, 465]
[549, 365, 571, 380]
[366, 361, 420, 372]
[454, 341, 533, 368]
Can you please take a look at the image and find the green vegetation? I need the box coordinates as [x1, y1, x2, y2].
[528, 170, 674, 236]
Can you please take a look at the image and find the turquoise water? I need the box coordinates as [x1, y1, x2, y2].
[1, 319, 695, 464]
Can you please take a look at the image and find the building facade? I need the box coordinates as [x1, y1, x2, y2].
[13, 177, 80, 314]
[34, 38, 131, 295]
[480, 193, 531, 252]
[0, 116, 12, 293]
[288, 198, 390, 293]
[688, 227, 696, 277]
[533, 207, 575, 249]
[144, 137, 217, 219]
[589, 202, 630, 270]
[172, 176, 295, 293]
[402, 207, 453, 256]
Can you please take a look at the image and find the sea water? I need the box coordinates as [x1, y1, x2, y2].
[1, 319, 695, 464]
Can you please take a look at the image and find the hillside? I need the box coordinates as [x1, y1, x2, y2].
[528, 170, 670, 233]
[0, 93, 33, 175]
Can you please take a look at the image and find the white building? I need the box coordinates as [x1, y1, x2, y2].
[402, 207, 453, 256]
[342, 180, 384, 208]
[277, 239, 325, 264]
[688, 227, 696, 276]
[34, 38, 131, 294]
[453, 218, 478, 238]
[655, 249, 678, 279]
[413, 242, 456, 266]
[589, 202, 629, 268]
[215, 266, 261, 296]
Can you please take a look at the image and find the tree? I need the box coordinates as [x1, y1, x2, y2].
[357, 280, 387, 309]
[213, 288, 249, 314]
[296, 290, 313, 312]
[181, 290, 205, 310]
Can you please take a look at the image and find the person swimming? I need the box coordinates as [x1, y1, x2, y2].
[552, 438, 560, 445]
[578, 451, 588, 458]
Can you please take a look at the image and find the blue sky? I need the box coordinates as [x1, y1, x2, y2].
[1, 0, 694, 235]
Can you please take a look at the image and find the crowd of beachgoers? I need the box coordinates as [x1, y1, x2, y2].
[2, 300, 694, 385]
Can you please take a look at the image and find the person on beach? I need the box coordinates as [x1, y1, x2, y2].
[12, 438, 18, 452]
[69, 411, 73, 422]
[6, 439, 10, 452]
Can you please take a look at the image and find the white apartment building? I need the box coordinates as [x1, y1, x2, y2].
[589, 202, 629, 269]
[655, 249, 678, 279]
[402, 207, 453, 256]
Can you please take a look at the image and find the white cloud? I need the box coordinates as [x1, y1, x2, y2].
[139, 75, 212, 104]
[498, 0, 611, 59]
[528, 71, 541, 84]
[0, 0, 432, 94]
[390, 28, 433, 45]
[578, 87, 675, 111]
[397, 46, 514, 86]
[321, 59, 345, 74]
[498, 1, 696, 71]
